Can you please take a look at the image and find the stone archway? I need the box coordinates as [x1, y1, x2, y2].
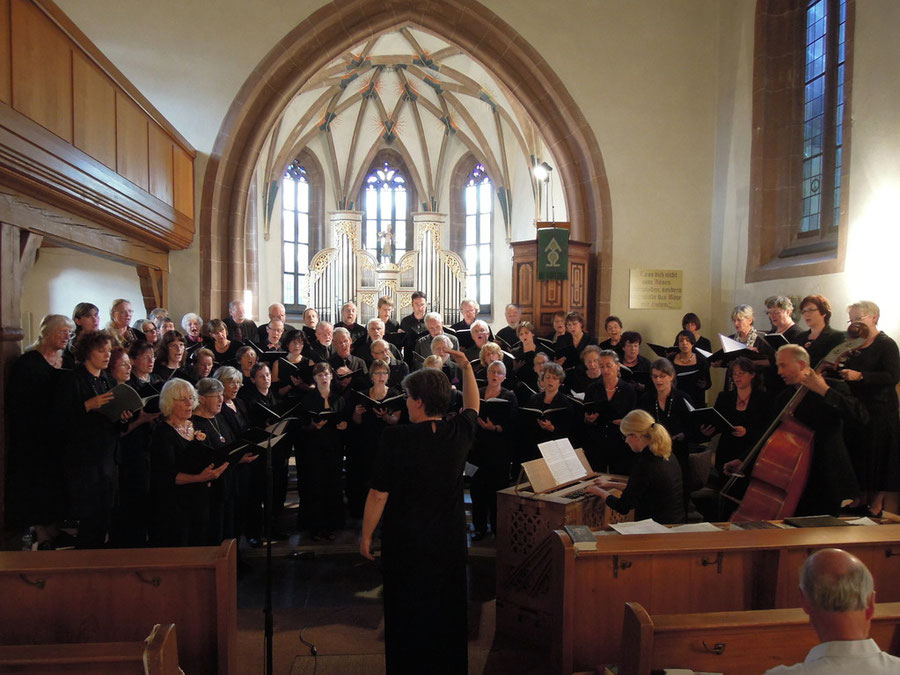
[200, 0, 613, 328]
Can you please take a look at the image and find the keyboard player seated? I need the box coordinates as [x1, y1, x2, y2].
[586, 409, 685, 524]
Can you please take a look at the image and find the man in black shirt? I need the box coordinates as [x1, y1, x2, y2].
[334, 301, 366, 346]
[222, 299, 257, 344]
[256, 302, 297, 348]
[329, 327, 368, 392]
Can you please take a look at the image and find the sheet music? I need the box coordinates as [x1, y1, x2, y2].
[718, 333, 746, 352]
[610, 519, 671, 535]
[537, 438, 587, 485]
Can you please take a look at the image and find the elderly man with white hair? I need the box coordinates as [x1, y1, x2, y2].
[766, 548, 900, 673]
[334, 300, 367, 347]
[356, 317, 402, 365]
[413, 311, 459, 368]
[450, 297, 493, 349]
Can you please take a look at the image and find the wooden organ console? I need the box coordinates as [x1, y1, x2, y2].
[495, 475, 633, 648]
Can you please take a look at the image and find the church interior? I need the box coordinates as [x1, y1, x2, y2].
[2, 0, 900, 672]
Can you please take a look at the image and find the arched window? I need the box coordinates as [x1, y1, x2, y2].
[747, 0, 853, 281]
[464, 163, 492, 313]
[282, 159, 310, 309]
[363, 161, 407, 263]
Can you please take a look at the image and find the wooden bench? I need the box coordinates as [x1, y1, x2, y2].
[547, 523, 900, 673]
[0, 623, 181, 674]
[619, 601, 900, 675]
[0, 541, 236, 674]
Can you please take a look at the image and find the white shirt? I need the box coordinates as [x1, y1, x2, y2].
[765, 638, 900, 674]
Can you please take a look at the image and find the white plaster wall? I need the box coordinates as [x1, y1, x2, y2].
[20, 247, 144, 344]
[485, 0, 719, 344]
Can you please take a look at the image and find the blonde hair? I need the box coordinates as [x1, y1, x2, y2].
[619, 409, 672, 459]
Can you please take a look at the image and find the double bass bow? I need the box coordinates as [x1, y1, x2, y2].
[720, 323, 868, 522]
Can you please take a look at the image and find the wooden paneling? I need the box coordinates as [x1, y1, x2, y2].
[148, 123, 173, 206]
[0, 542, 237, 675]
[511, 239, 591, 337]
[73, 50, 115, 169]
[10, 0, 72, 142]
[173, 148, 193, 216]
[116, 92, 149, 191]
[0, 0, 10, 104]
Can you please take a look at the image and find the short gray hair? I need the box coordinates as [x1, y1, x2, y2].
[367, 317, 385, 330]
[848, 300, 880, 323]
[471, 319, 489, 334]
[424, 311, 443, 325]
[214, 365, 243, 385]
[765, 296, 794, 314]
[159, 378, 198, 417]
[431, 334, 452, 351]
[196, 377, 224, 396]
[333, 326, 351, 341]
[800, 549, 874, 612]
[181, 312, 203, 332]
[777, 343, 810, 367]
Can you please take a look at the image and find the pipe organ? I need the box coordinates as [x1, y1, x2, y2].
[307, 211, 466, 324]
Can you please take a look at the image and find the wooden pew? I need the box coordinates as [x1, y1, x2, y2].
[0, 623, 181, 674]
[0, 541, 235, 674]
[619, 601, 900, 675]
[547, 523, 900, 674]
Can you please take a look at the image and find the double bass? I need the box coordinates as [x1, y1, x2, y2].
[720, 324, 868, 522]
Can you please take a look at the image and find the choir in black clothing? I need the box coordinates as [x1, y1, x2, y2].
[7, 289, 900, 553]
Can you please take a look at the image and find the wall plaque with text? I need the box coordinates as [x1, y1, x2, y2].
[628, 269, 683, 309]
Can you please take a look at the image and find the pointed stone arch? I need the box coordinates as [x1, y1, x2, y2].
[200, 0, 612, 329]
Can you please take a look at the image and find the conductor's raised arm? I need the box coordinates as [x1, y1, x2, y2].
[448, 348, 480, 415]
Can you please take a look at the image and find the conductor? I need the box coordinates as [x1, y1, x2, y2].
[360, 348, 479, 674]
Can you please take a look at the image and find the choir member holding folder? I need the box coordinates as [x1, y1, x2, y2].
[671, 330, 711, 406]
[586, 409, 685, 524]
[520, 362, 574, 463]
[348, 359, 403, 518]
[272, 330, 313, 398]
[582, 350, 637, 475]
[239, 362, 290, 541]
[55, 330, 133, 548]
[298, 362, 349, 541]
[149, 378, 229, 547]
[152, 330, 191, 381]
[469, 360, 518, 540]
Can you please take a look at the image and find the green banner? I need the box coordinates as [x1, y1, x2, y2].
[537, 228, 569, 280]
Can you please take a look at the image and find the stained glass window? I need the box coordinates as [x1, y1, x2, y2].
[363, 162, 407, 263]
[282, 161, 309, 308]
[464, 163, 492, 313]
[800, 0, 846, 237]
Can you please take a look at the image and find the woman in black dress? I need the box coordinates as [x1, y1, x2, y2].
[235, 345, 258, 387]
[638, 357, 695, 504]
[511, 320, 549, 382]
[106, 298, 141, 349]
[207, 318, 241, 367]
[586, 409, 685, 524]
[238, 362, 290, 541]
[840, 301, 900, 516]
[699, 357, 772, 520]
[54, 330, 132, 548]
[370, 338, 409, 389]
[272, 330, 313, 399]
[298, 362, 349, 540]
[470, 360, 518, 539]
[149, 378, 229, 546]
[565, 310, 598, 362]
[522, 362, 574, 463]
[797, 294, 845, 368]
[360, 351, 479, 674]
[549, 310, 573, 366]
[677, 312, 712, 354]
[189, 348, 216, 384]
[582, 350, 637, 475]
[598, 315, 625, 359]
[153, 330, 190, 381]
[67, 302, 100, 368]
[6, 314, 73, 545]
[671, 330, 711, 406]
[567, 344, 605, 394]
[348, 359, 403, 518]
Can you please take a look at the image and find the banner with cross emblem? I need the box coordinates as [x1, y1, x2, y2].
[537, 227, 569, 280]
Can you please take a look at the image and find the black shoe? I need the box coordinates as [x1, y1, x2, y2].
[470, 531, 484, 542]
